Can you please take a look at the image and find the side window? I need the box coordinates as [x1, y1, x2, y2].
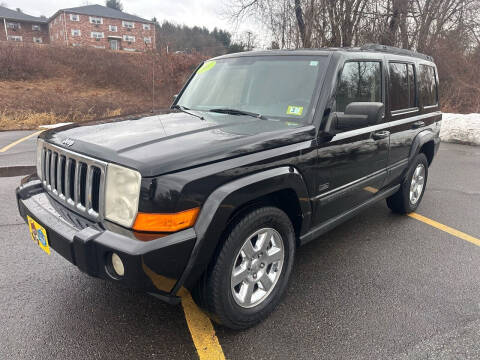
[389, 62, 416, 111]
[419, 65, 438, 107]
[336, 61, 382, 112]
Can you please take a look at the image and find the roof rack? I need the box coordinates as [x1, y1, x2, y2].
[360, 44, 433, 61]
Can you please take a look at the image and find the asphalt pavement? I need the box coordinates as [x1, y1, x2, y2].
[1, 131, 479, 359]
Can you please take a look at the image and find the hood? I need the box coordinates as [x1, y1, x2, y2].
[42, 111, 316, 177]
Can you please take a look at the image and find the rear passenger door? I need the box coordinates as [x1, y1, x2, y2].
[383, 60, 440, 187]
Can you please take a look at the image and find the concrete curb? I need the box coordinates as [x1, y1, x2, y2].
[0, 166, 35, 177]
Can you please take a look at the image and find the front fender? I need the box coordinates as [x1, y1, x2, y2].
[172, 166, 311, 292]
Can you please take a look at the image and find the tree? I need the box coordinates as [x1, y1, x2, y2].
[106, 0, 123, 11]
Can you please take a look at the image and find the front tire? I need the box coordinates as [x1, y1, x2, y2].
[200, 206, 295, 330]
[387, 153, 429, 214]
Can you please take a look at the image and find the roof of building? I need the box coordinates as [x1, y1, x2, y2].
[0, 5, 47, 23]
[53, 4, 152, 23]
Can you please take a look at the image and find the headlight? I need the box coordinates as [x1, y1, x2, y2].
[36, 138, 44, 179]
[105, 163, 141, 228]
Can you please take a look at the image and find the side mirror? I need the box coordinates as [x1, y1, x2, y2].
[333, 102, 384, 132]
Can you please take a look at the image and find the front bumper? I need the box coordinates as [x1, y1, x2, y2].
[16, 177, 196, 305]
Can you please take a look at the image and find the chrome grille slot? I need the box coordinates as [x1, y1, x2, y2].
[39, 143, 107, 221]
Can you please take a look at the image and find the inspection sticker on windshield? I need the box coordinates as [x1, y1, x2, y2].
[286, 106, 303, 116]
[310, 61, 318, 66]
[197, 61, 216, 74]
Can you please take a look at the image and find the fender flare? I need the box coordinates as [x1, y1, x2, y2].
[172, 166, 311, 292]
[409, 129, 434, 164]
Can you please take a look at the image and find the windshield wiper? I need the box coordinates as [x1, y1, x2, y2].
[208, 108, 266, 120]
[172, 104, 205, 120]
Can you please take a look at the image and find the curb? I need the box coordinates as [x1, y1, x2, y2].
[0, 166, 35, 177]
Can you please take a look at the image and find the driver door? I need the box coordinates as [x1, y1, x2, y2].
[312, 59, 389, 226]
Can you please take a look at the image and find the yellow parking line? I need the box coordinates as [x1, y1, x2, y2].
[0, 130, 43, 153]
[178, 288, 226, 360]
[408, 212, 480, 247]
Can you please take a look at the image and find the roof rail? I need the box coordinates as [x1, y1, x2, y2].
[360, 44, 434, 61]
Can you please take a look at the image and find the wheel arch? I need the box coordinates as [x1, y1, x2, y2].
[173, 166, 312, 292]
[410, 130, 435, 166]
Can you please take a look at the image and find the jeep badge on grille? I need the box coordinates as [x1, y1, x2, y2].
[62, 138, 75, 147]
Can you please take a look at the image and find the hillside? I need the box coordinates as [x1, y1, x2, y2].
[0, 44, 204, 130]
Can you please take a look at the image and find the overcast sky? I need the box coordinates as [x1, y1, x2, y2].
[7, 0, 264, 42]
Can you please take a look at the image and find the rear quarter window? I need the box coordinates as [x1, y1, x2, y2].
[419, 65, 438, 107]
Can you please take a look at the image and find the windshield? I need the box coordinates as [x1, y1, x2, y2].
[177, 55, 329, 121]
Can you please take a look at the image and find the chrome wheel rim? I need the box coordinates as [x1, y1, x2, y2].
[230, 228, 285, 308]
[409, 164, 425, 205]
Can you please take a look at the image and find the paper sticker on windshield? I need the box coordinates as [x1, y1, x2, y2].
[286, 106, 304, 116]
[197, 61, 216, 74]
[310, 61, 318, 66]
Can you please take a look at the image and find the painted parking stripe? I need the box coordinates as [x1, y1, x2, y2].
[0, 130, 43, 153]
[409, 212, 480, 247]
[178, 288, 226, 360]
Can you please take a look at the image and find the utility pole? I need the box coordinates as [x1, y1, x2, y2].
[3, 18, 8, 40]
[145, 39, 155, 113]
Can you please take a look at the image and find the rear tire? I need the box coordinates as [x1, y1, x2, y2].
[195, 206, 295, 330]
[387, 153, 428, 214]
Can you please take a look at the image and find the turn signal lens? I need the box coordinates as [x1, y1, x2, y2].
[133, 208, 200, 233]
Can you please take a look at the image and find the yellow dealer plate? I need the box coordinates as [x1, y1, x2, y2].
[27, 216, 50, 255]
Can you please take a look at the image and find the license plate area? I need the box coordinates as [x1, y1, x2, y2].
[27, 215, 50, 255]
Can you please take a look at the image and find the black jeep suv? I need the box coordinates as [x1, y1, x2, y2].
[17, 45, 441, 329]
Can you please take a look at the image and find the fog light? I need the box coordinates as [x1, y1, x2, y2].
[111, 253, 125, 277]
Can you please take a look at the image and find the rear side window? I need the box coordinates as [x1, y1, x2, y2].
[336, 61, 382, 112]
[419, 65, 438, 107]
[389, 62, 416, 111]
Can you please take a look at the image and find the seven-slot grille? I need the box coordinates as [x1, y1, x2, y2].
[40, 142, 107, 220]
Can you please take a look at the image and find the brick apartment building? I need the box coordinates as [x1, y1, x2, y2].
[1, 4, 155, 52]
[0, 6, 49, 44]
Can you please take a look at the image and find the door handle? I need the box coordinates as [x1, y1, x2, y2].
[412, 121, 425, 129]
[372, 131, 390, 140]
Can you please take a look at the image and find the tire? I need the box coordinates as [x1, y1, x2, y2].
[387, 153, 429, 214]
[197, 206, 296, 330]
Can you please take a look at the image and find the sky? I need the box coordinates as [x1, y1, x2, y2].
[7, 0, 265, 43]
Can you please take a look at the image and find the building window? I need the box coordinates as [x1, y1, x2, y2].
[70, 14, 80, 21]
[122, 21, 134, 29]
[89, 17, 103, 25]
[33, 37, 43, 43]
[123, 35, 135, 42]
[71, 29, 81, 37]
[144, 37, 152, 44]
[91, 32, 105, 39]
[109, 25, 117, 32]
[32, 25, 41, 31]
[7, 35, 22, 42]
[6, 22, 20, 30]
[143, 24, 150, 30]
